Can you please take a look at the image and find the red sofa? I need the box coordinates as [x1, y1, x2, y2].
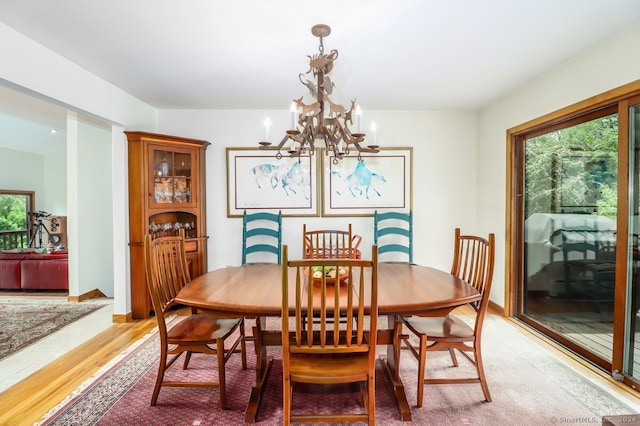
[0, 250, 68, 290]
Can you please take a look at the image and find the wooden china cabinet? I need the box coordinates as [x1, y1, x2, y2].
[125, 131, 210, 319]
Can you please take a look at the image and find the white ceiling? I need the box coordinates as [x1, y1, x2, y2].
[1, 0, 640, 153]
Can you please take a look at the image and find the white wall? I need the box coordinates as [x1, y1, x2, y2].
[67, 114, 114, 297]
[477, 23, 640, 307]
[43, 144, 67, 215]
[0, 147, 44, 203]
[158, 109, 478, 272]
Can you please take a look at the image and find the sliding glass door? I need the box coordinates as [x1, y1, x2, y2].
[512, 90, 640, 387]
[519, 108, 619, 369]
[624, 100, 640, 381]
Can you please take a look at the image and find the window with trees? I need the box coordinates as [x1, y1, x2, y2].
[0, 190, 34, 249]
[524, 107, 618, 219]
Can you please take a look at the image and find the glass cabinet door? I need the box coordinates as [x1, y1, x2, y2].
[149, 146, 195, 207]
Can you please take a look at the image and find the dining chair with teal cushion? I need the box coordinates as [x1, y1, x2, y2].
[374, 210, 413, 263]
[241, 210, 282, 265]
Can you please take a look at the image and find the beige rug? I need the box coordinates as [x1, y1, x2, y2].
[39, 315, 640, 425]
[0, 298, 106, 361]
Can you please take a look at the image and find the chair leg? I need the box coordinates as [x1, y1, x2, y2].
[183, 351, 192, 369]
[367, 375, 375, 425]
[240, 319, 247, 370]
[417, 333, 427, 408]
[474, 345, 492, 402]
[448, 348, 458, 367]
[217, 338, 227, 409]
[283, 377, 291, 426]
[151, 349, 168, 406]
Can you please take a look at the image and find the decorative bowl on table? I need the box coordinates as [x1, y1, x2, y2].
[305, 266, 349, 284]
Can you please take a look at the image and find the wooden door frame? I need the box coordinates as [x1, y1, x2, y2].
[505, 80, 640, 380]
[505, 79, 640, 319]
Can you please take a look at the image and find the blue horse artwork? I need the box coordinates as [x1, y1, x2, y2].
[250, 161, 310, 200]
[333, 159, 386, 199]
[250, 163, 280, 189]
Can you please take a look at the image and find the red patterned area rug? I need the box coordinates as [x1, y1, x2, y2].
[39, 316, 638, 425]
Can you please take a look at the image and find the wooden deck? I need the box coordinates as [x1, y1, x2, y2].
[524, 294, 640, 378]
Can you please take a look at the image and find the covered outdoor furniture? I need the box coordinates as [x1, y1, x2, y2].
[280, 244, 378, 425]
[525, 213, 616, 297]
[402, 228, 495, 407]
[144, 230, 247, 409]
[560, 229, 616, 312]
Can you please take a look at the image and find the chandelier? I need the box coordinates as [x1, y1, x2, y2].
[259, 24, 380, 163]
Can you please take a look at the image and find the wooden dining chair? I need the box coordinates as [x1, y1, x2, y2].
[303, 223, 361, 259]
[144, 230, 247, 409]
[374, 210, 413, 263]
[281, 244, 378, 425]
[302, 224, 361, 328]
[401, 228, 495, 407]
[241, 210, 282, 264]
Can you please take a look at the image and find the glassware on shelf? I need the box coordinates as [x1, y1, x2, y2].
[174, 153, 191, 177]
[173, 177, 190, 203]
[174, 187, 185, 203]
[153, 178, 174, 203]
[149, 220, 197, 239]
[176, 160, 185, 176]
[147, 221, 198, 238]
[151, 151, 194, 204]
[159, 153, 170, 176]
[183, 221, 196, 238]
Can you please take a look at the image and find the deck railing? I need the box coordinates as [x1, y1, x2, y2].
[0, 230, 29, 250]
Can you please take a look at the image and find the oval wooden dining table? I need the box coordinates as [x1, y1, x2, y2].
[175, 262, 480, 423]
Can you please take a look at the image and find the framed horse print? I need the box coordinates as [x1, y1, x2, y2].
[321, 147, 412, 217]
[226, 147, 320, 217]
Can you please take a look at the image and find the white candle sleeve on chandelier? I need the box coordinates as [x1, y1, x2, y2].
[290, 102, 297, 130]
[356, 106, 362, 132]
[371, 121, 377, 145]
[264, 118, 271, 141]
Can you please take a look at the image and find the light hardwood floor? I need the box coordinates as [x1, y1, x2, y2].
[0, 310, 160, 425]
[2, 304, 640, 425]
